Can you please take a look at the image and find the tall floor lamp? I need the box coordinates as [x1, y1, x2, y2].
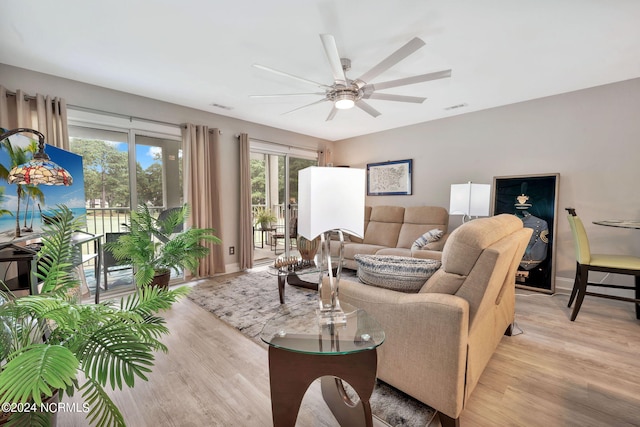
[298, 166, 365, 324]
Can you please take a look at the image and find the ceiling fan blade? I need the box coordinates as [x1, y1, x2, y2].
[368, 69, 452, 91]
[326, 106, 338, 121]
[253, 64, 332, 90]
[356, 100, 381, 118]
[320, 34, 348, 85]
[357, 37, 426, 83]
[281, 98, 329, 115]
[249, 93, 326, 98]
[364, 93, 426, 103]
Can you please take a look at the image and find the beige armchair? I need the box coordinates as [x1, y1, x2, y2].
[339, 214, 532, 427]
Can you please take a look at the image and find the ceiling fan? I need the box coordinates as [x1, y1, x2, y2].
[251, 34, 452, 121]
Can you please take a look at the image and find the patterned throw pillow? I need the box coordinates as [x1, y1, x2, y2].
[411, 229, 444, 250]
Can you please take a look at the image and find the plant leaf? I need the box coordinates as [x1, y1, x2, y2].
[0, 344, 78, 404]
[79, 377, 126, 427]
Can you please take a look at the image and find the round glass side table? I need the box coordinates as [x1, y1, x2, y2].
[261, 302, 385, 427]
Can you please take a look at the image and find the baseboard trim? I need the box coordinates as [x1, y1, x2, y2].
[555, 277, 574, 295]
[222, 263, 240, 274]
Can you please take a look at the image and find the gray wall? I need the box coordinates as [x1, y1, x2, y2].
[332, 78, 640, 289]
[4, 62, 639, 289]
[1, 63, 331, 271]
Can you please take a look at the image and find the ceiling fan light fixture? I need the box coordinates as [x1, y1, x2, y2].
[253, 34, 452, 120]
[334, 93, 355, 109]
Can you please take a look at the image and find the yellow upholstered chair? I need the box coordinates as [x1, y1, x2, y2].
[565, 208, 640, 321]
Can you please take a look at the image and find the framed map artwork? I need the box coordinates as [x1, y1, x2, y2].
[366, 159, 412, 196]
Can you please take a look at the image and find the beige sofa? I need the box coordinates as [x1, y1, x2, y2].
[336, 205, 450, 270]
[339, 214, 532, 426]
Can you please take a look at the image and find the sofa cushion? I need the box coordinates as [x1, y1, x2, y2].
[349, 206, 372, 244]
[423, 233, 449, 251]
[419, 269, 466, 294]
[355, 254, 441, 293]
[442, 215, 522, 276]
[411, 248, 443, 261]
[411, 229, 444, 250]
[396, 206, 449, 248]
[375, 247, 412, 257]
[343, 243, 388, 260]
[421, 214, 524, 295]
[370, 205, 406, 223]
[363, 206, 405, 247]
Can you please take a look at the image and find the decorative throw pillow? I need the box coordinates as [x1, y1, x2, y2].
[411, 229, 444, 251]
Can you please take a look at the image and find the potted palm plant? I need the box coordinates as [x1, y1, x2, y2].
[105, 204, 221, 288]
[0, 205, 189, 426]
[254, 207, 277, 230]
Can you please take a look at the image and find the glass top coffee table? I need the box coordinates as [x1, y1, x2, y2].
[267, 252, 343, 304]
[261, 302, 385, 427]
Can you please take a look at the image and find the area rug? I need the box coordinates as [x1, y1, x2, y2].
[187, 268, 437, 427]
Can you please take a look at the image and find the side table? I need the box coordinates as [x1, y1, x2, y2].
[260, 303, 385, 427]
[253, 226, 276, 249]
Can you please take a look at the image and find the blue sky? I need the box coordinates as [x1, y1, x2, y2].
[135, 145, 161, 169]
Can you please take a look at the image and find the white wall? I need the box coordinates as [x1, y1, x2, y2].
[1, 64, 331, 272]
[332, 78, 640, 289]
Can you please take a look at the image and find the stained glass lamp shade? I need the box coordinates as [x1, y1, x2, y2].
[8, 160, 73, 185]
[0, 128, 73, 186]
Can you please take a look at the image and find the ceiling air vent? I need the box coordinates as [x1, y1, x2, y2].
[210, 103, 234, 111]
[444, 103, 468, 111]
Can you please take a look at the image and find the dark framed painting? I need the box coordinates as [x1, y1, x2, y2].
[492, 173, 560, 293]
[367, 159, 412, 196]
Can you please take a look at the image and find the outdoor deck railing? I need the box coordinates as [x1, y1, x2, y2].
[84, 207, 165, 238]
[87, 205, 296, 243]
[251, 204, 298, 247]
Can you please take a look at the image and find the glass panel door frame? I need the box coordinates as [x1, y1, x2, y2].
[129, 130, 182, 210]
[67, 118, 182, 297]
[250, 141, 317, 259]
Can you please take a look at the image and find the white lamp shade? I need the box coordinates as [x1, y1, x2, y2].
[298, 166, 365, 240]
[449, 182, 491, 217]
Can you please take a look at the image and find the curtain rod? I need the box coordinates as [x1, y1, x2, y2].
[68, 104, 181, 129]
[5, 91, 180, 129]
[241, 135, 321, 153]
[69, 104, 221, 133]
[7, 92, 223, 134]
[5, 90, 60, 103]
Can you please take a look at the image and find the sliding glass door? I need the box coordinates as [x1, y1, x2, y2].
[69, 125, 182, 298]
[250, 142, 317, 263]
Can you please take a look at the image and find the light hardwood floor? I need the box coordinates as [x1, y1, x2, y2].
[60, 283, 640, 427]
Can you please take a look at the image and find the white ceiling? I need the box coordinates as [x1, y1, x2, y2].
[2, 0, 639, 141]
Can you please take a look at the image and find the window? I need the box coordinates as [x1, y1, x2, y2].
[67, 109, 183, 296]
